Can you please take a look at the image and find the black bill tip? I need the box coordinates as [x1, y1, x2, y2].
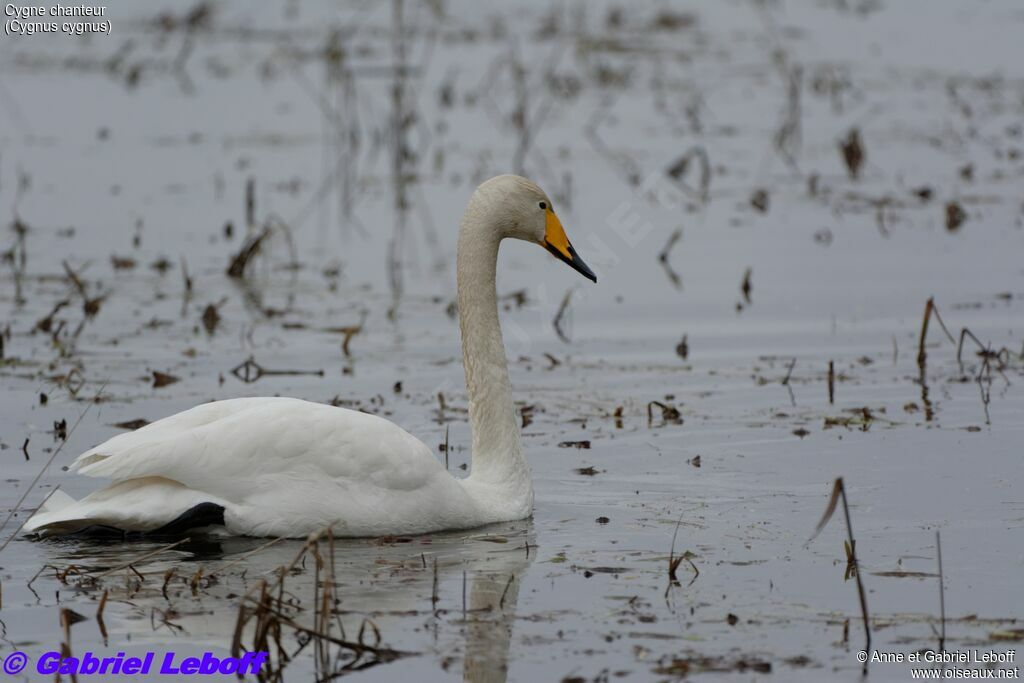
[545, 241, 597, 283]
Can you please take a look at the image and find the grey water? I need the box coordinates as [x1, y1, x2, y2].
[1, 1, 1022, 681]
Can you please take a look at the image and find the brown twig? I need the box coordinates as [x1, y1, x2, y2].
[828, 361, 835, 405]
[647, 401, 682, 426]
[782, 358, 797, 386]
[96, 589, 109, 644]
[917, 297, 956, 367]
[552, 287, 575, 344]
[665, 512, 697, 596]
[807, 478, 871, 671]
[227, 227, 271, 279]
[658, 228, 683, 289]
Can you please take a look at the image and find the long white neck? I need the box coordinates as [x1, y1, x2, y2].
[456, 204, 532, 506]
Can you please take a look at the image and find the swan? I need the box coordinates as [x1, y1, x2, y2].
[25, 175, 596, 539]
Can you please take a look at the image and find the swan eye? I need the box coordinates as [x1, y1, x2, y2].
[538, 201, 547, 210]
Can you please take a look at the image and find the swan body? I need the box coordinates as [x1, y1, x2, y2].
[26, 175, 596, 538]
[28, 398, 518, 537]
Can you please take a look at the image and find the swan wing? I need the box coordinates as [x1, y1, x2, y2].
[29, 397, 481, 537]
[70, 397, 444, 498]
[23, 477, 227, 535]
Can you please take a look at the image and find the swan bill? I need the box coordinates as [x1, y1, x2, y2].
[542, 209, 598, 283]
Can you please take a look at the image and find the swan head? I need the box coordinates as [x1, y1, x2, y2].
[471, 174, 597, 283]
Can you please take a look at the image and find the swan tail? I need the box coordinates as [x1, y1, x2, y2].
[37, 489, 77, 514]
[24, 477, 228, 537]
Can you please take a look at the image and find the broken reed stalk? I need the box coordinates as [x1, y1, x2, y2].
[340, 323, 362, 358]
[665, 512, 696, 596]
[552, 287, 575, 344]
[647, 401, 681, 426]
[781, 358, 796, 385]
[782, 358, 797, 407]
[827, 361, 835, 404]
[807, 477, 871, 670]
[245, 177, 256, 231]
[96, 589, 108, 619]
[917, 297, 934, 368]
[226, 227, 271, 279]
[180, 257, 192, 296]
[936, 531, 945, 652]
[161, 569, 175, 600]
[658, 228, 683, 289]
[667, 513, 684, 583]
[977, 355, 993, 425]
[498, 574, 515, 610]
[96, 589, 109, 644]
[956, 327, 1004, 374]
[917, 297, 956, 367]
[431, 557, 439, 611]
[685, 557, 699, 580]
[658, 228, 682, 264]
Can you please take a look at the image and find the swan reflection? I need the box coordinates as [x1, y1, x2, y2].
[34, 520, 535, 682]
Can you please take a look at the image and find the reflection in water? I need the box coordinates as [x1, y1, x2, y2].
[31, 521, 535, 682]
[463, 567, 523, 683]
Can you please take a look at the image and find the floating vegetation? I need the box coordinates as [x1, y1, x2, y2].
[230, 357, 325, 384]
[839, 127, 865, 179]
[646, 400, 682, 426]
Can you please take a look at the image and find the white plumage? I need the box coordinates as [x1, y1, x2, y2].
[29, 398, 482, 537]
[25, 175, 595, 538]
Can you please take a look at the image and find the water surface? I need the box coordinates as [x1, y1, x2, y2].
[1, 1, 1022, 681]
